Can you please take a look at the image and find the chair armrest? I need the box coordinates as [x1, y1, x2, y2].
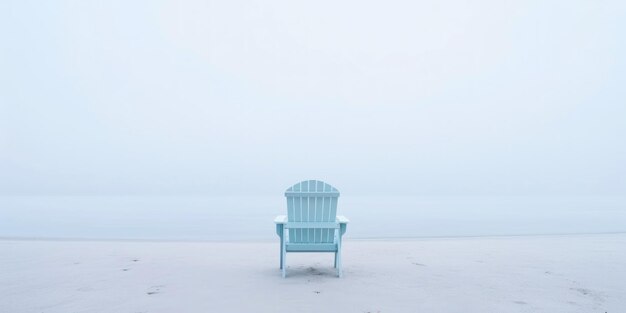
[275, 215, 287, 237]
[274, 215, 287, 224]
[336, 216, 349, 237]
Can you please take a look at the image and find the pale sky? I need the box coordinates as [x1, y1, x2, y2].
[1, 0, 625, 196]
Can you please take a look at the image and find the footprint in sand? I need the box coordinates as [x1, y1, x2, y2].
[570, 287, 605, 304]
[76, 286, 94, 292]
[572, 287, 591, 296]
[306, 267, 324, 275]
[147, 285, 164, 295]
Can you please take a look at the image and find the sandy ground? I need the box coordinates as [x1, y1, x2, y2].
[1, 234, 625, 313]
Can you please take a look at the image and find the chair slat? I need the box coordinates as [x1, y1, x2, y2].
[286, 222, 339, 229]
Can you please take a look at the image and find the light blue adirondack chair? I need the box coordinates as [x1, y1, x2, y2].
[274, 180, 349, 278]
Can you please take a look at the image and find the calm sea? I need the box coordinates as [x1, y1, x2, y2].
[1, 195, 625, 241]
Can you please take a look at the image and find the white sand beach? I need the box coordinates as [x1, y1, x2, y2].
[2, 234, 625, 313]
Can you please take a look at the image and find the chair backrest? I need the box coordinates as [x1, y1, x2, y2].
[285, 180, 340, 244]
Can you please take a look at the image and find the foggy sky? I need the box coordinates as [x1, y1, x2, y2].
[1, 0, 625, 196]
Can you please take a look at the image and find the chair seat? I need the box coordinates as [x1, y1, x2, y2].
[286, 243, 338, 252]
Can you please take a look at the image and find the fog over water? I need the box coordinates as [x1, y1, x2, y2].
[1, 1, 625, 240]
[2, 195, 625, 241]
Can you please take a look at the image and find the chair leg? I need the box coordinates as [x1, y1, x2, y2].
[282, 229, 287, 278]
[279, 236, 284, 269]
[337, 249, 342, 277]
[282, 254, 286, 278]
[336, 237, 342, 277]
